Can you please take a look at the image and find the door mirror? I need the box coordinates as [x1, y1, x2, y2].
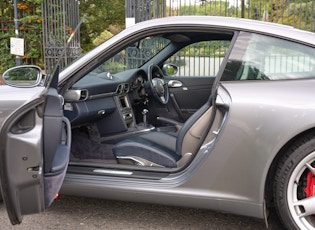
[2, 65, 42, 88]
[163, 64, 178, 76]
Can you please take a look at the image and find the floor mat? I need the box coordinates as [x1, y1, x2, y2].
[71, 126, 116, 161]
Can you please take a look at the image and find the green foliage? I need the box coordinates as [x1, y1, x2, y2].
[177, 1, 230, 16]
[93, 30, 113, 46]
[280, 2, 315, 31]
[79, 0, 125, 52]
[0, 0, 43, 73]
[249, 0, 314, 31]
[0, 32, 16, 73]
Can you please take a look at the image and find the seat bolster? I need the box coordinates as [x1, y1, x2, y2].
[113, 140, 180, 168]
[176, 100, 211, 153]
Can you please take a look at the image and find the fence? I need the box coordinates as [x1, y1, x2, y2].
[126, 0, 315, 32]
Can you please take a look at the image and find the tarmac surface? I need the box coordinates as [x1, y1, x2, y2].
[0, 195, 285, 230]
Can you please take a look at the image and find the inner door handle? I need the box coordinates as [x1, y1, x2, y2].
[168, 80, 183, 88]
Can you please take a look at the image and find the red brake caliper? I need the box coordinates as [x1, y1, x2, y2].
[303, 165, 315, 215]
[304, 170, 315, 198]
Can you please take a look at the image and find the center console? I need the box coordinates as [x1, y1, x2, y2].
[118, 95, 134, 127]
[100, 95, 155, 142]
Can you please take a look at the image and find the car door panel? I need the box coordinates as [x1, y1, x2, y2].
[162, 76, 214, 121]
[43, 89, 71, 207]
[0, 87, 71, 225]
[0, 102, 45, 224]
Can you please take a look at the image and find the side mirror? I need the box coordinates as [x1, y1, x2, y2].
[163, 64, 178, 76]
[2, 65, 42, 88]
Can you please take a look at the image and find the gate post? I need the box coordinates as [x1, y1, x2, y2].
[42, 0, 81, 74]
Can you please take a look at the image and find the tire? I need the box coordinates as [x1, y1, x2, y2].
[274, 134, 315, 230]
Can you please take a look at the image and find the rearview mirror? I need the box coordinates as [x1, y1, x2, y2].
[2, 65, 42, 88]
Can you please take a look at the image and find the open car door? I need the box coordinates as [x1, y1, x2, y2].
[0, 66, 71, 225]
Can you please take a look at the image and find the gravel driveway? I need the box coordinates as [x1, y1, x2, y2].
[0, 195, 285, 230]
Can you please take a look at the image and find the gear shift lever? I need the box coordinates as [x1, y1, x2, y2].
[138, 109, 154, 130]
[142, 109, 148, 125]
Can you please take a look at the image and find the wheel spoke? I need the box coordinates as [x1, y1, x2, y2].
[294, 195, 315, 217]
[306, 163, 315, 176]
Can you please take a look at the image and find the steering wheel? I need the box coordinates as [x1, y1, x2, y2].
[147, 64, 169, 105]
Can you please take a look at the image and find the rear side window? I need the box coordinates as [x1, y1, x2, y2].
[221, 32, 315, 81]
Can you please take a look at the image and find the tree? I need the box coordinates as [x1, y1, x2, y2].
[0, 0, 43, 73]
[79, 0, 125, 52]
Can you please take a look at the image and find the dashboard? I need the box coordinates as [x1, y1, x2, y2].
[66, 69, 146, 100]
[63, 69, 147, 132]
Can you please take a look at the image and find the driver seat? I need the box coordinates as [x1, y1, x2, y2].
[113, 96, 215, 168]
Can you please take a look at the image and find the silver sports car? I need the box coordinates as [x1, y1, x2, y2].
[1, 16, 315, 229]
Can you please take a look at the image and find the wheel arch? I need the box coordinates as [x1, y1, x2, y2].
[264, 128, 315, 209]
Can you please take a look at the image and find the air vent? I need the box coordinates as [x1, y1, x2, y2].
[116, 84, 123, 94]
[79, 89, 88, 101]
[116, 83, 130, 95]
[63, 89, 89, 102]
[123, 83, 130, 93]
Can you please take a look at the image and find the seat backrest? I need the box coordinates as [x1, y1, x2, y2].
[176, 98, 213, 156]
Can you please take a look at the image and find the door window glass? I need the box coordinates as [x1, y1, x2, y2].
[221, 32, 315, 81]
[165, 40, 231, 77]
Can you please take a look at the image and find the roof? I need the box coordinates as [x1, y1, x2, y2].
[127, 16, 315, 46]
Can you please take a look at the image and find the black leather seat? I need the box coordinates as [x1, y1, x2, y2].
[113, 97, 214, 168]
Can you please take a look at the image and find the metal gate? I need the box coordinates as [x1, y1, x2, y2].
[125, 0, 167, 23]
[42, 0, 81, 74]
[126, 0, 315, 32]
[42, 0, 314, 74]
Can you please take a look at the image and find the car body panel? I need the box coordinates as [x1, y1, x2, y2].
[61, 78, 315, 219]
[61, 86, 266, 218]
[56, 17, 315, 222]
[0, 86, 45, 128]
[0, 90, 46, 224]
[220, 79, 315, 197]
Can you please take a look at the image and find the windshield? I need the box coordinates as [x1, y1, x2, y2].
[92, 35, 171, 74]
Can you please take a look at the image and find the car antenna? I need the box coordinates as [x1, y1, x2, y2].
[45, 14, 87, 88]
